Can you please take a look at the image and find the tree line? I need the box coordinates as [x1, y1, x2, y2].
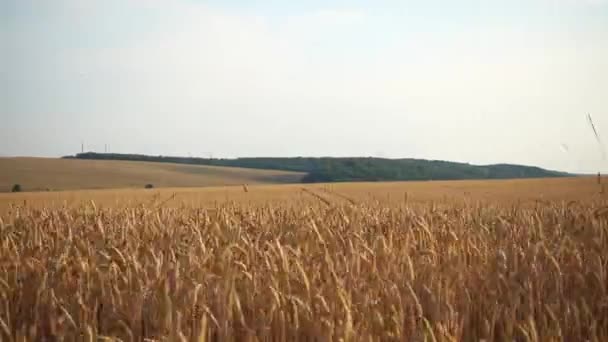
[64, 153, 570, 183]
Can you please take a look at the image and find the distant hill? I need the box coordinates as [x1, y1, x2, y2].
[64, 153, 571, 183]
[0, 157, 305, 192]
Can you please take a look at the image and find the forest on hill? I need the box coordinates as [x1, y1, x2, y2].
[64, 153, 571, 183]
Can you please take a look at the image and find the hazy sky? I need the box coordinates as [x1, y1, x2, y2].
[1, 0, 607, 173]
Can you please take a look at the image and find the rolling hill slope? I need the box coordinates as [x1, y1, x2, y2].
[0, 157, 305, 192]
[66, 153, 572, 183]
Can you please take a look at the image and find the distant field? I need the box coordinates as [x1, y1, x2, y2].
[0, 157, 305, 192]
[0, 175, 603, 213]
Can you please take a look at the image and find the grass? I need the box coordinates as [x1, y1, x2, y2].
[0, 157, 305, 193]
[0, 177, 607, 340]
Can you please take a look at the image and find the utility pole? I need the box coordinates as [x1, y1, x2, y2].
[81, 141, 84, 154]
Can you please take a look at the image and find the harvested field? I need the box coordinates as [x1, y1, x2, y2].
[0, 157, 305, 193]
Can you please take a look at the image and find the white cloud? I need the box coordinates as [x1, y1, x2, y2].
[310, 9, 367, 22]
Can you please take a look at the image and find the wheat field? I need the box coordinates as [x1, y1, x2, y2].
[1, 177, 607, 341]
[0, 157, 304, 193]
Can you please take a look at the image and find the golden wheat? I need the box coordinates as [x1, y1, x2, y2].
[0, 187, 607, 341]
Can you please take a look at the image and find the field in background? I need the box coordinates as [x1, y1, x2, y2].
[0, 157, 305, 193]
[1, 176, 607, 340]
[0, 176, 603, 214]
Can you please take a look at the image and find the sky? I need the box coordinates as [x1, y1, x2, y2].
[1, 0, 608, 173]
